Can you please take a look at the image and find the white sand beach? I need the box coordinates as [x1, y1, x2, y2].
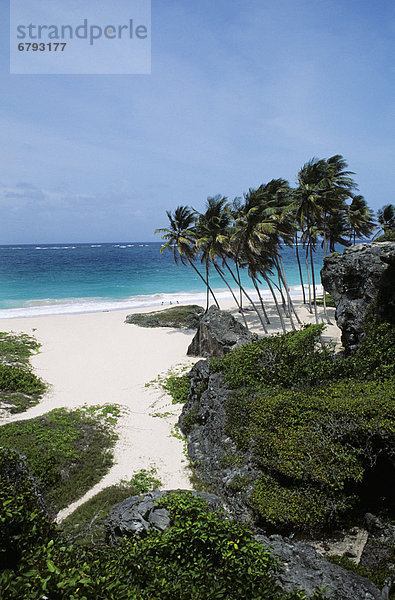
[0, 300, 341, 521]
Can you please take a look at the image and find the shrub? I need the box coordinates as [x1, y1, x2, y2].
[211, 324, 334, 390]
[1, 486, 323, 600]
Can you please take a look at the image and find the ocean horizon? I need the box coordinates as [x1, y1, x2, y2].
[0, 241, 335, 319]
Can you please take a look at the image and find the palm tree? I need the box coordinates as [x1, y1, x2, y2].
[155, 206, 219, 310]
[348, 195, 376, 245]
[374, 204, 395, 239]
[195, 196, 252, 326]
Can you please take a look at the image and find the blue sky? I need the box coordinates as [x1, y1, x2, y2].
[1, 0, 394, 243]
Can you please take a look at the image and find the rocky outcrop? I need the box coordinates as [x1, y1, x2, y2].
[254, 534, 384, 600]
[179, 360, 259, 523]
[178, 362, 391, 598]
[321, 242, 395, 355]
[187, 306, 257, 357]
[104, 483, 385, 599]
[125, 305, 204, 329]
[104, 489, 223, 544]
[360, 513, 395, 576]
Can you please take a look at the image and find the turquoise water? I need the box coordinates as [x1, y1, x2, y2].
[0, 242, 330, 318]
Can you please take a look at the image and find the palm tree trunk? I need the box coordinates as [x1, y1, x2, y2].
[222, 260, 268, 332]
[235, 259, 243, 310]
[304, 252, 312, 314]
[321, 236, 332, 324]
[213, 264, 249, 330]
[188, 258, 219, 311]
[276, 259, 296, 331]
[205, 260, 209, 311]
[262, 273, 287, 335]
[278, 256, 302, 327]
[309, 241, 319, 324]
[295, 235, 306, 304]
[252, 276, 270, 324]
[276, 267, 288, 316]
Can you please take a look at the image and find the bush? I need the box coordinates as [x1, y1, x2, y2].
[1, 487, 323, 600]
[207, 322, 395, 530]
[0, 364, 45, 395]
[0, 332, 41, 367]
[211, 324, 334, 390]
[228, 377, 394, 529]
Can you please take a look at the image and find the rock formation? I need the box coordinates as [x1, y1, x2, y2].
[187, 305, 257, 357]
[254, 534, 385, 600]
[321, 242, 395, 355]
[104, 489, 223, 544]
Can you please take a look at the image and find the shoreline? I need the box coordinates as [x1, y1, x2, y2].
[0, 284, 325, 320]
[0, 299, 341, 521]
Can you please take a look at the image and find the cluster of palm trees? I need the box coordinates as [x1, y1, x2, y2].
[156, 155, 393, 334]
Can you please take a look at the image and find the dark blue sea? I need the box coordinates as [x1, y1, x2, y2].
[0, 242, 331, 318]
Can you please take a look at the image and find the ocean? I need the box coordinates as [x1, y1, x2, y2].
[0, 242, 331, 318]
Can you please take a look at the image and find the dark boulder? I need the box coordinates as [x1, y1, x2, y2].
[254, 534, 384, 600]
[187, 306, 257, 357]
[359, 513, 395, 577]
[104, 489, 223, 544]
[321, 242, 395, 355]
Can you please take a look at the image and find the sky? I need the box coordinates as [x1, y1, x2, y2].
[1, 0, 394, 244]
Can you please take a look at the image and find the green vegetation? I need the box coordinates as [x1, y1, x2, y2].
[61, 468, 162, 546]
[125, 304, 204, 329]
[162, 373, 190, 403]
[375, 229, 395, 241]
[0, 332, 46, 414]
[0, 479, 326, 600]
[208, 322, 395, 531]
[145, 363, 191, 404]
[0, 405, 119, 513]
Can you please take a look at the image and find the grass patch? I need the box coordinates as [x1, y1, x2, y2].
[125, 304, 204, 328]
[0, 405, 120, 514]
[163, 373, 190, 403]
[61, 467, 162, 546]
[145, 363, 191, 404]
[0, 331, 46, 414]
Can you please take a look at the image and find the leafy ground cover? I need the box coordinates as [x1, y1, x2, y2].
[0, 468, 326, 600]
[125, 304, 204, 329]
[0, 332, 46, 414]
[211, 322, 395, 531]
[0, 405, 120, 514]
